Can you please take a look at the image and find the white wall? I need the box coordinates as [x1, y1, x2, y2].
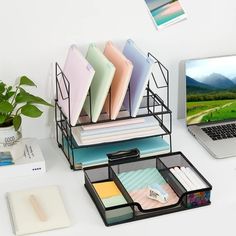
[1, 0, 236, 138]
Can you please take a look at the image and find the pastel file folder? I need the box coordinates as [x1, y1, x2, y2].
[123, 39, 155, 117]
[103, 41, 133, 120]
[83, 44, 116, 122]
[7, 186, 71, 235]
[58, 45, 95, 126]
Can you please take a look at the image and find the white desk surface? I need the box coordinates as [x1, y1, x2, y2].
[1, 119, 236, 236]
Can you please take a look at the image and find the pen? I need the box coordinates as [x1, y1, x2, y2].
[29, 194, 48, 222]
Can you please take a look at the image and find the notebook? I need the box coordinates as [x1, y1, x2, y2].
[7, 186, 71, 235]
[103, 41, 133, 119]
[123, 39, 155, 117]
[58, 45, 95, 126]
[83, 44, 116, 122]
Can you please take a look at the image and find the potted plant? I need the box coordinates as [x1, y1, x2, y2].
[0, 76, 52, 153]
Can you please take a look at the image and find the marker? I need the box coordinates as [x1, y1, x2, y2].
[185, 167, 208, 189]
[174, 167, 196, 190]
[170, 168, 192, 191]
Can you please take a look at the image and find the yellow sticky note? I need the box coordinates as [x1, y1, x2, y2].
[93, 181, 121, 199]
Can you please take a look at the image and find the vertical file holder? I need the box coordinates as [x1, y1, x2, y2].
[55, 53, 172, 170]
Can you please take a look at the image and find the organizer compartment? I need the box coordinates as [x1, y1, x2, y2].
[84, 151, 212, 226]
[55, 52, 172, 170]
[84, 167, 135, 225]
[158, 153, 211, 208]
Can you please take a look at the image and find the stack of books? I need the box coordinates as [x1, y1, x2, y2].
[0, 151, 14, 166]
[0, 139, 46, 180]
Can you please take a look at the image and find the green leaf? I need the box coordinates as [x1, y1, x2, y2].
[0, 114, 6, 124]
[0, 82, 6, 94]
[0, 101, 14, 113]
[6, 86, 12, 93]
[21, 104, 43, 118]
[19, 76, 37, 87]
[19, 87, 27, 93]
[16, 92, 53, 107]
[31, 96, 53, 107]
[15, 92, 31, 103]
[13, 115, 22, 131]
[4, 91, 15, 100]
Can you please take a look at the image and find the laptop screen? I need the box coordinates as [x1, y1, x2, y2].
[186, 55, 236, 125]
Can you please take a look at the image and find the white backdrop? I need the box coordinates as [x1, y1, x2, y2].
[0, 0, 236, 138]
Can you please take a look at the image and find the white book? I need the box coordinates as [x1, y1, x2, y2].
[0, 139, 46, 181]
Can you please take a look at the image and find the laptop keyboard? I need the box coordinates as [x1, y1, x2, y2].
[202, 123, 236, 141]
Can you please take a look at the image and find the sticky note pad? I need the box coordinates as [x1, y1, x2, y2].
[102, 195, 127, 207]
[7, 186, 71, 236]
[92, 181, 133, 224]
[93, 181, 121, 199]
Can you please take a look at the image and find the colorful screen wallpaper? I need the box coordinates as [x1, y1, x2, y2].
[186, 56, 236, 125]
[144, 0, 186, 28]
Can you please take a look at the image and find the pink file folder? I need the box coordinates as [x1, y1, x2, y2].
[58, 45, 95, 126]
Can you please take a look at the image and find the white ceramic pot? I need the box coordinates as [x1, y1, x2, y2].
[0, 125, 24, 161]
[0, 125, 22, 147]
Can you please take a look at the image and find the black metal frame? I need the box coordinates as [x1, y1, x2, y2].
[55, 53, 172, 170]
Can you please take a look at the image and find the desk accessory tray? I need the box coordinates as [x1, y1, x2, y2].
[55, 52, 172, 170]
[84, 150, 212, 226]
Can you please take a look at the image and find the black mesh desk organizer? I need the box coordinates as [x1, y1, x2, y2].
[55, 53, 172, 170]
[84, 150, 212, 226]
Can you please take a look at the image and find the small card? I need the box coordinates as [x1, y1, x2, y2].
[144, 0, 187, 29]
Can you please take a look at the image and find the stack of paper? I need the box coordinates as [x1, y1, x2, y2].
[72, 116, 163, 146]
[64, 135, 170, 168]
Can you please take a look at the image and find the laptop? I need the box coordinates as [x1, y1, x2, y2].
[185, 55, 236, 158]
